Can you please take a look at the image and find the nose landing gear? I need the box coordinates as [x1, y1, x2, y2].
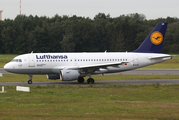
[28, 74, 33, 84]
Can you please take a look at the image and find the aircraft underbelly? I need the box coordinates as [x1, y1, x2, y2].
[7, 68, 53, 74]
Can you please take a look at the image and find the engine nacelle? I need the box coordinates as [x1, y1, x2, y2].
[47, 74, 60, 80]
[60, 70, 80, 81]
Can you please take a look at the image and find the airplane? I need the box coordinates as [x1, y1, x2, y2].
[4, 22, 172, 84]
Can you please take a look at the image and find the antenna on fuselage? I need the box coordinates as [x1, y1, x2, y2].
[105, 50, 107, 53]
[31, 51, 33, 54]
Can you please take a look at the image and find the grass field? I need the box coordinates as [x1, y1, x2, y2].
[0, 84, 179, 120]
[1, 54, 179, 119]
[0, 54, 18, 68]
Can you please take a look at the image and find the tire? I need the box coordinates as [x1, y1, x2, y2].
[87, 78, 94, 84]
[78, 77, 84, 83]
[28, 80, 32, 84]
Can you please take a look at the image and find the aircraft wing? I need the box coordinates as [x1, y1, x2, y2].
[63, 62, 128, 70]
[78, 62, 128, 69]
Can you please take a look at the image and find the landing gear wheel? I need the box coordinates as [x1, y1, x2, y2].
[28, 80, 32, 84]
[78, 77, 84, 83]
[87, 78, 94, 84]
[28, 74, 33, 84]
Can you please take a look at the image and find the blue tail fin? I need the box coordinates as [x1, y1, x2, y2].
[133, 22, 168, 53]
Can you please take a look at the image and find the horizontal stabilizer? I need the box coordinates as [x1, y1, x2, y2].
[148, 55, 172, 59]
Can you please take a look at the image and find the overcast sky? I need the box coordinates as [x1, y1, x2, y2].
[1, 0, 179, 20]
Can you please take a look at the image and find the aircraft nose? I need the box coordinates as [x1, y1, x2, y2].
[4, 62, 20, 74]
[4, 63, 12, 71]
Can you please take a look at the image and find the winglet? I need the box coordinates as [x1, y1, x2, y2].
[133, 22, 168, 53]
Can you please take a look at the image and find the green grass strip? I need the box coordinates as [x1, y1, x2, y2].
[0, 84, 179, 119]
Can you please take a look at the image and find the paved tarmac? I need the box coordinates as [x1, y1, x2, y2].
[1, 68, 179, 86]
[1, 79, 179, 86]
[0, 68, 13, 74]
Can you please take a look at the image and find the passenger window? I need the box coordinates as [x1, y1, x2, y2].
[19, 59, 22, 62]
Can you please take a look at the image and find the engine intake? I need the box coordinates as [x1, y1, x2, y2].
[60, 70, 80, 81]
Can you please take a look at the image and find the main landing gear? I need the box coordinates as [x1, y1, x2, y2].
[87, 78, 94, 84]
[28, 74, 33, 84]
[77, 77, 95, 84]
[77, 77, 85, 83]
[86, 73, 94, 84]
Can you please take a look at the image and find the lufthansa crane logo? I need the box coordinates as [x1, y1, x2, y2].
[150, 31, 163, 45]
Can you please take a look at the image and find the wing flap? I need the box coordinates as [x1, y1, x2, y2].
[79, 62, 128, 69]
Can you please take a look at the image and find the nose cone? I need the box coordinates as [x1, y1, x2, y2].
[4, 63, 8, 69]
[4, 62, 12, 72]
[4, 62, 21, 74]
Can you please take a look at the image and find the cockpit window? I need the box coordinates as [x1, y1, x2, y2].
[11, 59, 22, 62]
[11, 59, 18, 62]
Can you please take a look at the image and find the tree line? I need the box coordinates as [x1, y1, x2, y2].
[0, 13, 179, 54]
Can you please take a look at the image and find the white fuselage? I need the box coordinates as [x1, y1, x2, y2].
[4, 52, 171, 75]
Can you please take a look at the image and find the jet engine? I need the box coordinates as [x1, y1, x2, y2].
[47, 74, 60, 80]
[60, 70, 80, 81]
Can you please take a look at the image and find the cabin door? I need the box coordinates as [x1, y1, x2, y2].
[133, 55, 139, 66]
[29, 55, 35, 67]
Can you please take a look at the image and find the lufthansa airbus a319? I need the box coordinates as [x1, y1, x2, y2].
[4, 22, 172, 84]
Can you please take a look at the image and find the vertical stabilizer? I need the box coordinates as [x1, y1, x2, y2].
[133, 22, 168, 53]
